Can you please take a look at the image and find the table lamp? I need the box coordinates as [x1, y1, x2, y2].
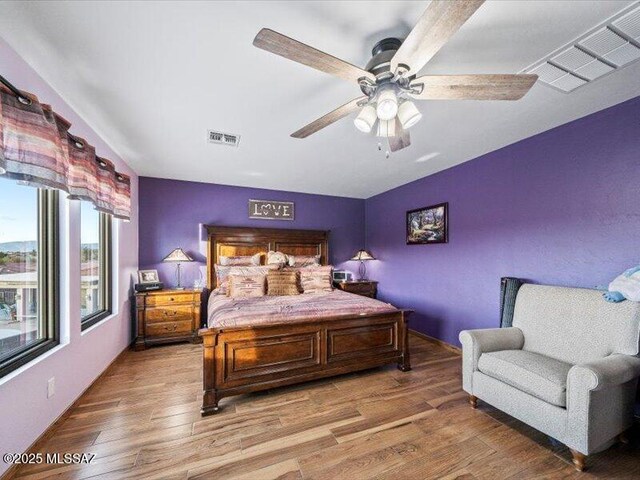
[162, 248, 193, 290]
[350, 249, 375, 281]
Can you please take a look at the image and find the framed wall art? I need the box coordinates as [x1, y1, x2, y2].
[406, 202, 448, 245]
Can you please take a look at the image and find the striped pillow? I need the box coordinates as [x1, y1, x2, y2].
[219, 253, 262, 266]
[267, 270, 300, 296]
[228, 274, 266, 298]
[215, 265, 278, 294]
[288, 254, 321, 267]
[300, 266, 333, 293]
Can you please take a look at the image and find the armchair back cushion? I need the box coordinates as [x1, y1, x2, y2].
[513, 284, 640, 365]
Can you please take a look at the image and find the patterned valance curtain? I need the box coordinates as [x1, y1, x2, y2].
[0, 85, 131, 220]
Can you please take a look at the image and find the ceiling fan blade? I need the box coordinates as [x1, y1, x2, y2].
[291, 96, 367, 139]
[254, 28, 375, 84]
[410, 74, 538, 100]
[391, 0, 485, 76]
[389, 122, 411, 152]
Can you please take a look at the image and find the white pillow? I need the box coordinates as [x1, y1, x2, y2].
[266, 250, 288, 266]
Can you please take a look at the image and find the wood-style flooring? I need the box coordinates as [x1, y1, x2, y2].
[8, 335, 640, 479]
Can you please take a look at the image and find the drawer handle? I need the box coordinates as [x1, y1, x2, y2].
[170, 297, 175, 302]
[163, 310, 178, 316]
[163, 324, 178, 331]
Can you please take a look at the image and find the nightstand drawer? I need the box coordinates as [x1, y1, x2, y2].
[334, 281, 378, 299]
[347, 284, 375, 294]
[145, 292, 196, 307]
[146, 320, 193, 337]
[146, 306, 194, 323]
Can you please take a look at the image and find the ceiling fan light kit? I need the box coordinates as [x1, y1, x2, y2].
[376, 118, 396, 138]
[375, 84, 400, 121]
[398, 100, 423, 129]
[253, 0, 538, 154]
[354, 104, 377, 133]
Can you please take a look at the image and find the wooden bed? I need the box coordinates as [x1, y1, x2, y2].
[199, 226, 412, 415]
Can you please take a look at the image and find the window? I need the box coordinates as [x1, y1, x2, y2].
[80, 202, 112, 329]
[0, 180, 58, 377]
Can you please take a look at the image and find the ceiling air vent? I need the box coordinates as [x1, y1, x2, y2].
[522, 2, 640, 93]
[208, 130, 241, 147]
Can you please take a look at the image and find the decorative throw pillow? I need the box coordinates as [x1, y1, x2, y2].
[266, 270, 300, 296]
[267, 250, 289, 267]
[215, 265, 277, 294]
[219, 253, 262, 266]
[300, 266, 333, 293]
[228, 274, 266, 298]
[288, 254, 321, 268]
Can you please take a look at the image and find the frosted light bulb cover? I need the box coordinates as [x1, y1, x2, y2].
[353, 105, 377, 133]
[398, 100, 422, 129]
[376, 89, 398, 121]
[376, 119, 396, 137]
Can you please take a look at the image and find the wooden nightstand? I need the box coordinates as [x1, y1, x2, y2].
[134, 288, 203, 350]
[334, 280, 378, 299]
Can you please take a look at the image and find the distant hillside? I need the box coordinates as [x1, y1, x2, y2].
[1, 241, 97, 252]
[0, 241, 37, 253]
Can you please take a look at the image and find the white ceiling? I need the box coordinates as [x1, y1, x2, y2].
[1, 1, 639, 198]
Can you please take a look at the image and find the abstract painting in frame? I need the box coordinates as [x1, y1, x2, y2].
[406, 202, 448, 245]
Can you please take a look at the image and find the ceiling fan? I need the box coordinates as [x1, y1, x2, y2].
[253, 0, 538, 154]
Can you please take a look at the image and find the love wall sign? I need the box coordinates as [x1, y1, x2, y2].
[249, 199, 295, 220]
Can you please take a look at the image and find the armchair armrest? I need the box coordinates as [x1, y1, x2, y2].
[460, 327, 525, 366]
[566, 354, 640, 454]
[568, 355, 640, 392]
[459, 327, 524, 393]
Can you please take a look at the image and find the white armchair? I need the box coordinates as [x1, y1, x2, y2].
[460, 284, 640, 471]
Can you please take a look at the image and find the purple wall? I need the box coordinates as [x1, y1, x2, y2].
[139, 178, 365, 286]
[365, 96, 640, 346]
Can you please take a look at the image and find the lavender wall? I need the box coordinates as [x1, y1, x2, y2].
[139, 178, 365, 286]
[0, 37, 138, 477]
[365, 96, 640, 347]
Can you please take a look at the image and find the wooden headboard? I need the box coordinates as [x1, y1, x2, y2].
[205, 226, 329, 289]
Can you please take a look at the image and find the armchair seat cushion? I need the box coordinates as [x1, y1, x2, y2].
[478, 350, 573, 407]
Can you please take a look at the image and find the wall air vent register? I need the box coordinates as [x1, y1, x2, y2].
[208, 130, 241, 147]
[523, 2, 640, 93]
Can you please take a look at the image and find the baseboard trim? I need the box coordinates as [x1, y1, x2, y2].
[409, 329, 461, 354]
[0, 345, 129, 480]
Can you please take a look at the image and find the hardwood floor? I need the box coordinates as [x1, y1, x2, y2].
[8, 335, 640, 479]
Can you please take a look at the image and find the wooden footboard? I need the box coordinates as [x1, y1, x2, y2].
[199, 310, 412, 415]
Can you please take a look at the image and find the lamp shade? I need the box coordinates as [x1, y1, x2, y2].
[350, 249, 376, 261]
[162, 248, 193, 263]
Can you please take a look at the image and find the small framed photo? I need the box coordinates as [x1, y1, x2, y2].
[406, 202, 448, 245]
[138, 269, 160, 284]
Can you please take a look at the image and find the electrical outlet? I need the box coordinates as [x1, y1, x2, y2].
[47, 377, 55, 398]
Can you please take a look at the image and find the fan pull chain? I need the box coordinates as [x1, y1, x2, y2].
[376, 141, 391, 158]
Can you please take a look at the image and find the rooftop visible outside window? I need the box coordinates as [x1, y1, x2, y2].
[0, 179, 58, 377]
